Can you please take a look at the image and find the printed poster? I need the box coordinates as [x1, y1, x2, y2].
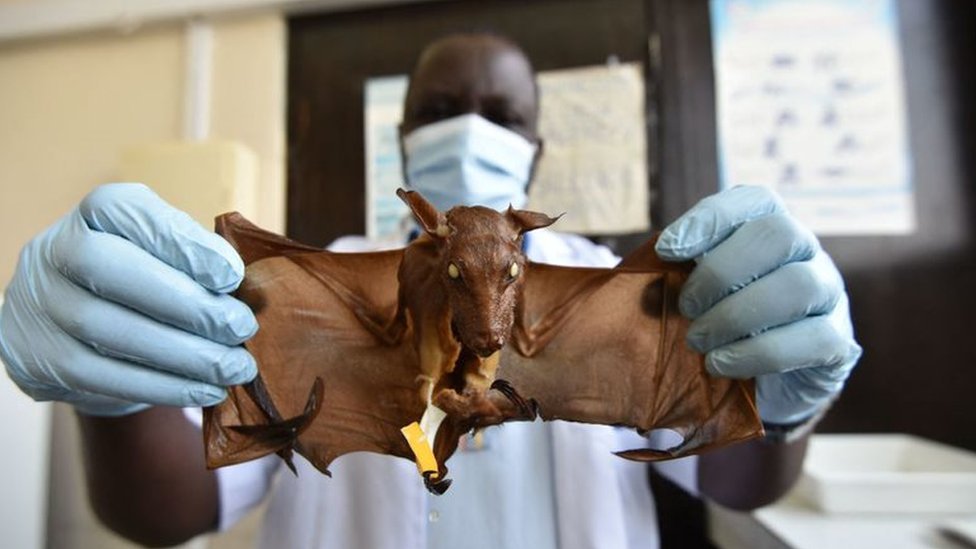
[711, 0, 915, 235]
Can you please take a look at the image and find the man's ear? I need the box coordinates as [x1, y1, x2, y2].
[506, 206, 561, 237]
[397, 188, 449, 237]
[397, 123, 410, 186]
[527, 137, 545, 187]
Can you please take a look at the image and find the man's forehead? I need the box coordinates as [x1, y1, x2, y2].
[409, 35, 536, 100]
[416, 34, 528, 73]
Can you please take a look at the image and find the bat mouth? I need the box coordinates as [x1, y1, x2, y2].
[473, 346, 499, 358]
[451, 321, 463, 347]
[451, 321, 504, 358]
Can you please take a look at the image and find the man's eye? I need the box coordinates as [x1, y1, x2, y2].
[486, 111, 523, 129]
[416, 102, 456, 122]
[481, 101, 525, 127]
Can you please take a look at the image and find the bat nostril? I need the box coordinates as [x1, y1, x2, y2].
[466, 329, 506, 357]
[469, 332, 503, 357]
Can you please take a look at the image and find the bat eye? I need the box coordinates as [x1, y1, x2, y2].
[509, 262, 520, 278]
[447, 262, 460, 279]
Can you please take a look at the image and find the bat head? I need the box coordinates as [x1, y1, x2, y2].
[398, 189, 559, 357]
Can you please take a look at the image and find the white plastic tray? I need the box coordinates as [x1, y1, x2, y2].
[797, 434, 976, 514]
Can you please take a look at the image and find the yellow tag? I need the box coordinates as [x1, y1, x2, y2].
[401, 422, 439, 479]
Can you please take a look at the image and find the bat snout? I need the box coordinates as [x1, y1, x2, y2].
[469, 332, 506, 357]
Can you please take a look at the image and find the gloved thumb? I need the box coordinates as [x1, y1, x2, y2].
[655, 186, 785, 261]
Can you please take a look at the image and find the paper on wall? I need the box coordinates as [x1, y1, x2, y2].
[364, 75, 411, 240]
[528, 63, 650, 234]
[711, 0, 915, 235]
[363, 63, 650, 239]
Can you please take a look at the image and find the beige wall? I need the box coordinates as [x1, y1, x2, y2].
[0, 14, 285, 288]
[211, 15, 286, 234]
[0, 13, 285, 548]
[0, 24, 183, 287]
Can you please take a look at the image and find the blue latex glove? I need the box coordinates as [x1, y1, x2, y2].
[0, 183, 258, 416]
[655, 186, 862, 425]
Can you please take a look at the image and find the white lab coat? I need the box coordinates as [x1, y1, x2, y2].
[210, 229, 698, 549]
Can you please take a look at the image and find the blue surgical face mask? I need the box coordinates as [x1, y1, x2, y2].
[402, 113, 538, 212]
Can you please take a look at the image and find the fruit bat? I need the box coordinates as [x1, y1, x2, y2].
[203, 190, 762, 494]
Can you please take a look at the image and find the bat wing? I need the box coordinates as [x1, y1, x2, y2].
[204, 213, 423, 476]
[500, 236, 763, 460]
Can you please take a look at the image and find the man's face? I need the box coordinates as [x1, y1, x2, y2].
[400, 35, 540, 143]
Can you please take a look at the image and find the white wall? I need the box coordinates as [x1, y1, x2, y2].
[0, 298, 50, 549]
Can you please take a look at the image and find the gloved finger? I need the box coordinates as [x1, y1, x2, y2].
[42, 273, 257, 387]
[679, 212, 819, 318]
[703, 315, 862, 379]
[655, 186, 785, 261]
[78, 183, 244, 293]
[51, 211, 257, 345]
[686, 253, 842, 352]
[1, 278, 224, 415]
[69, 394, 150, 417]
[755, 368, 848, 425]
[55, 335, 230, 409]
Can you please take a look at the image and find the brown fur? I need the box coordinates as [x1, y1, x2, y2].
[396, 190, 555, 446]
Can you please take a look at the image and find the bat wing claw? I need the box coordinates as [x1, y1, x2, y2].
[282, 452, 298, 475]
[614, 428, 703, 462]
[614, 448, 678, 462]
[227, 378, 326, 474]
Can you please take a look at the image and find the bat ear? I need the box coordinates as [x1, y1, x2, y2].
[397, 188, 450, 238]
[505, 206, 562, 237]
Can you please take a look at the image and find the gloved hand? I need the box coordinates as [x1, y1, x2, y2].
[0, 183, 258, 416]
[655, 185, 862, 425]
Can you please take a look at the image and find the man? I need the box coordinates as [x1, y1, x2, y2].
[0, 33, 860, 548]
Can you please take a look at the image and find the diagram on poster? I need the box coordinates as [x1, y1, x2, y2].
[711, 0, 915, 235]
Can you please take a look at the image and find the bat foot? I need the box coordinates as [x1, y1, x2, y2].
[432, 381, 537, 428]
[433, 388, 503, 425]
[423, 471, 452, 495]
[489, 379, 538, 420]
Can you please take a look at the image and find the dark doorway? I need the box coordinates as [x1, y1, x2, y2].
[287, 0, 658, 249]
